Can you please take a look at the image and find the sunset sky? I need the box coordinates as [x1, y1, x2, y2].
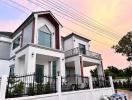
[0, 0, 131, 70]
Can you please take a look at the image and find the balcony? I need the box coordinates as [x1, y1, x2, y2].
[65, 47, 101, 60]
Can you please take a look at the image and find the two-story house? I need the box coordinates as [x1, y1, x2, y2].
[0, 11, 104, 79]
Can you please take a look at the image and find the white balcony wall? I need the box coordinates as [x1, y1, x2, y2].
[73, 36, 89, 50]
[63, 35, 90, 51]
[63, 37, 74, 51]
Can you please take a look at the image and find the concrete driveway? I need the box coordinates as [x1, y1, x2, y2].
[118, 90, 132, 100]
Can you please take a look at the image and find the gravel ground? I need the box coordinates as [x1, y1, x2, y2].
[118, 90, 132, 100]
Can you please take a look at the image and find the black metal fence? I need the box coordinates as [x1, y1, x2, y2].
[113, 81, 132, 90]
[92, 76, 111, 88]
[6, 74, 57, 98]
[61, 75, 89, 92]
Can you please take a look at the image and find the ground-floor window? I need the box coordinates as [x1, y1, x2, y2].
[9, 65, 15, 76]
[52, 61, 56, 77]
[35, 64, 44, 83]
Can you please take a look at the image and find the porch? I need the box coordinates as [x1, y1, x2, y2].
[14, 44, 65, 77]
[65, 55, 104, 78]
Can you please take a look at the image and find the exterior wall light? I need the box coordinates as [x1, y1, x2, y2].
[31, 52, 34, 57]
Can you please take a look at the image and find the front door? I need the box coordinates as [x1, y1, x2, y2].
[35, 64, 44, 83]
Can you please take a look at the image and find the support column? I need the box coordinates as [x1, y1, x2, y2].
[97, 64, 104, 76]
[56, 57, 65, 77]
[74, 56, 81, 76]
[0, 75, 8, 100]
[109, 76, 115, 93]
[89, 76, 93, 89]
[25, 48, 36, 74]
[34, 14, 38, 44]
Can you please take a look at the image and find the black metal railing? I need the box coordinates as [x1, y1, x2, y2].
[6, 74, 57, 98]
[65, 47, 101, 60]
[61, 75, 89, 92]
[92, 76, 111, 88]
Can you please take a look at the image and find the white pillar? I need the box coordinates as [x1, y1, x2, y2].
[57, 57, 65, 77]
[25, 48, 36, 74]
[57, 75, 62, 100]
[97, 64, 104, 76]
[0, 75, 8, 100]
[34, 14, 38, 44]
[109, 76, 115, 93]
[89, 76, 93, 89]
[57, 75, 61, 93]
[74, 56, 81, 76]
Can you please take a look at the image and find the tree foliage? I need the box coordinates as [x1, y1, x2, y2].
[90, 66, 132, 79]
[112, 32, 132, 61]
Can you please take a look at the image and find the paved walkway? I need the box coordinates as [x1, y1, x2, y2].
[118, 90, 132, 100]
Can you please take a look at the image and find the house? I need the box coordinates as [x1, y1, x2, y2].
[0, 11, 103, 78]
[0, 11, 114, 100]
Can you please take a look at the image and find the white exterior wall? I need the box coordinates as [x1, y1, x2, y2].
[0, 60, 10, 76]
[5, 88, 114, 100]
[63, 37, 73, 51]
[63, 35, 90, 51]
[23, 21, 33, 47]
[36, 17, 56, 49]
[73, 36, 89, 50]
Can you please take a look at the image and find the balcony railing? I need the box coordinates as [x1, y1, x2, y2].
[65, 47, 101, 60]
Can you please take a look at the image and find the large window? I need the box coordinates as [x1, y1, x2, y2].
[12, 37, 20, 50]
[38, 31, 52, 48]
[79, 43, 86, 54]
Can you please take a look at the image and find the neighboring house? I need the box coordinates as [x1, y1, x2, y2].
[0, 32, 12, 75]
[0, 11, 103, 78]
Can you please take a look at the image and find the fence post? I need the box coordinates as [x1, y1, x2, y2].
[89, 76, 93, 89]
[0, 75, 8, 100]
[57, 75, 61, 100]
[57, 75, 61, 93]
[109, 76, 115, 93]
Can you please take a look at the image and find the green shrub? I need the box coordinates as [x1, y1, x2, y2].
[12, 81, 24, 97]
[28, 83, 36, 96]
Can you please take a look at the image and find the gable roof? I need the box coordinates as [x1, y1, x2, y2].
[63, 33, 91, 42]
[12, 10, 62, 37]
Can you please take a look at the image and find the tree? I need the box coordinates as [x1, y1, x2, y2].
[90, 68, 97, 77]
[104, 66, 123, 79]
[112, 32, 132, 64]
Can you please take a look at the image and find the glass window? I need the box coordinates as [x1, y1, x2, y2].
[9, 65, 15, 76]
[12, 37, 20, 50]
[35, 64, 44, 83]
[52, 61, 56, 77]
[79, 43, 86, 54]
[38, 31, 52, 48]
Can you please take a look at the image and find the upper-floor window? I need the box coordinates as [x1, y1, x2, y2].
[38, 25, 52, 48]
[12, 36, 20, 50]
[79, 43, 86, 54]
